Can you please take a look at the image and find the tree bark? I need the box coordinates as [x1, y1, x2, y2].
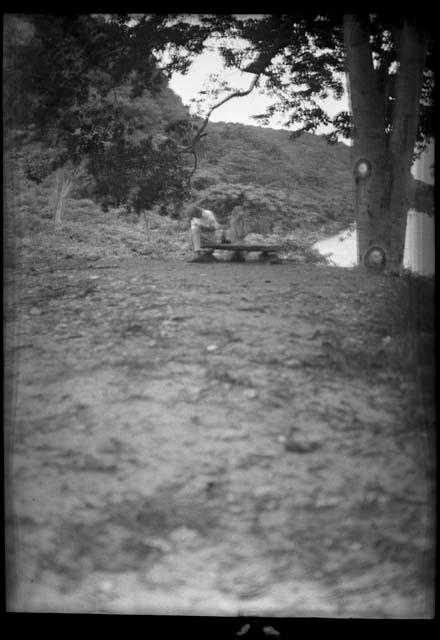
[53, 160, 86, 229]
[343, 14, 389, 263]
[343, 15, 429, 271]
[54, 168, 73, 229]
[142, 210, 151, 238]
[387, 20, 429, 272]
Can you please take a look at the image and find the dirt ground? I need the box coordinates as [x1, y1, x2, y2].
[4, 249, 435, 617]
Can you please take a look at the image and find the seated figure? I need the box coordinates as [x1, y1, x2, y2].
[227, 205, 247, 261]
[188, 205, 223, 261]
[229, 205, 247, 243]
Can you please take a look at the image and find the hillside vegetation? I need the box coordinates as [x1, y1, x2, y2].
[194, 120, 433, 230]
[5, 77, 434, 253]
[192, 122, 353, 234]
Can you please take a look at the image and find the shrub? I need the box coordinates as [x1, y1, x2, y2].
[88, 136, 191, 215]
[24, 149, 61, 184]
[194, 182, 302, 232]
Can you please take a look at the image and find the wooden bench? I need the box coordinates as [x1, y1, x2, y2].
[201, 243, 282, 262]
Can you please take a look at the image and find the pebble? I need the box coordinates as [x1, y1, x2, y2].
[315, 496, 340, 508]
[342, 337, 357, 349]
[229, 504, 244, 514]
[169, 527, 199, 546]
[285, 358, 302, 368]
[206, 344, 218, 352]
[285, 436, 322, 453]
[253, 485, 273, 498]
[220, 429, 244, 440]
[29, 307, 41, 315]
[143, 537, 172, 553]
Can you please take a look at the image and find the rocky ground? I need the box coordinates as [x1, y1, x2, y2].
[4, 204, 436, 618]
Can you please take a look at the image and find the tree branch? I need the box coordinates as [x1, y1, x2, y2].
[176, 74, 260, 185]
[243, 14, 296, 74]
[178, 15, 296, 180]
[188, 148, 197, 179]
[183, 73, 260, 152]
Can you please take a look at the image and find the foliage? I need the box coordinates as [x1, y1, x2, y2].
[195, 182, 317, 232]
[195, 121, 351, 188]
[4, 15, 204, 156]
[188, 120, 356, 230]
[5, 13, 434, 232]
[187, 118, 432, 231]
[3, 14, 210, 146]
[4, 14, 206, 217]
[198, 14, 434, 156]
[24, 148, 65, 184]
[5, 16, 127, 145]
[88, 136, 191, 214]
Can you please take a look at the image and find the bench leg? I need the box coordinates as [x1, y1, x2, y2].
[259, 251, 280, 264]
[231, 251, 246, 262]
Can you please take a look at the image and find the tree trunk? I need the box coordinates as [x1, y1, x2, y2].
[142, 210, 151, 238]
[54, 168, 74, 230]
[343, 15, 388, 264]
[53, 160, 86, 229]
[387, 20, 429, 272]
[343, 15, 429, 271]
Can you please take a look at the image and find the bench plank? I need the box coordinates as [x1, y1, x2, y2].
[202, 243, 282, 252]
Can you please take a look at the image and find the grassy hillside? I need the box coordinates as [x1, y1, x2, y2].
[3, 142, 330, 268]
[197, 122, 352, 192]
[5, 79, 433, 261]
[191, 120, 433, 234]
[98, 86, 359, 235]
[191, 122, 354, 234]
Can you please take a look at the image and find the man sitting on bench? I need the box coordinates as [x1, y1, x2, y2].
[228, 205, 246, 262]
[188, 205, 223, 262]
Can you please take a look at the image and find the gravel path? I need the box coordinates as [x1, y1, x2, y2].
[5, 257, 435, 617]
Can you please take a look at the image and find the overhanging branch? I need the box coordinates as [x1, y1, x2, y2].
[178, 15, 296, 180]
[183, 73, 260, 153]
[188, 148, 197, 179]
[179, 73, 260, 185]
[243, 14, 296, 74]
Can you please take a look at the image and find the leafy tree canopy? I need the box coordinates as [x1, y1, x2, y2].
[4, 14, 211, 215]
[88, 135, 191, 214]
[3, 14, 210, 155]
[191, 14, 434, 156]
[6, 13, 433, 158]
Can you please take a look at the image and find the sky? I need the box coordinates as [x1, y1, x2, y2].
[169, 44, 434, 184]
[169, 47, 347, 132]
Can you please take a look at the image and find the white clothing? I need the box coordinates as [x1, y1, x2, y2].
[191, 209, 220, 231]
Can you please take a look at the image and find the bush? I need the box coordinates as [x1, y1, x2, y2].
[24, 149, 59, 184]
[69, 171, 97, 199]
[194, 182, 303, 232]
[88, 136, 191, 214]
